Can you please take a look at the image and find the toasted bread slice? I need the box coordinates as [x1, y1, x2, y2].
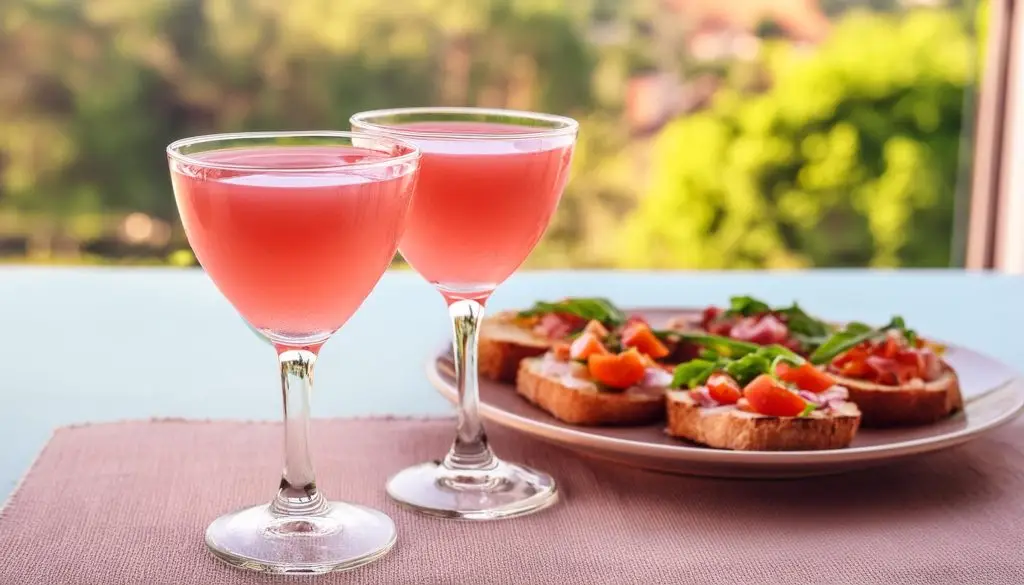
[665, 391, 861, 451]
[479, 312, 552, 383]
[830, 365, 962, 428]
[516, 357, 666, 426]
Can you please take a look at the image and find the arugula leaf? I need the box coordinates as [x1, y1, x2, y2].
[670, 359, 719, 389]
[725, 295, 772, 317]
[518, 297, 626, 327]
[798, 403, 817, 418]
[808, 318, 905, 365]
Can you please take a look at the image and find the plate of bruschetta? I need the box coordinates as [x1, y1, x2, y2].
[427, 296, 1024, 478]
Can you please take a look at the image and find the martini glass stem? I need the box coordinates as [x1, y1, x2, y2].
[272, 346, 328, 516]
[443, 299, 497, 471]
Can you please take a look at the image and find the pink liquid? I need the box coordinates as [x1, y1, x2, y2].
[394, 122, 574, 295]
[169, 145, 416, 338]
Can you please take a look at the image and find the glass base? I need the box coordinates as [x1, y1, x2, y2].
[386, 459, 558, 520]
[204, 501, 396, 574]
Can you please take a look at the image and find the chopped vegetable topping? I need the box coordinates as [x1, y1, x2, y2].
[531, 312, 587, 340]
[829, 331, 942, 385]
[519, 297, 626, 328]
[587, 348, 647, 390]
[808, 317, 940, 385]
[621, 321, 670, 359]
[743, 375, 808, 417]
[569, 332, 610, 361]
[702, 296, 832, 354]
[670, 333, 839, 416]
[552, 342, 572, 361]
[583, 319, 610, 338]
[775, 362, 836, 394]
[706, 373, 742, 405]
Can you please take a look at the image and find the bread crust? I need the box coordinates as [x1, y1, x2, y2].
[830, 365, 963, 427]
[665, 391, 861, 451]
[479, 312, 552, 382]
[515, 358, 665, 426]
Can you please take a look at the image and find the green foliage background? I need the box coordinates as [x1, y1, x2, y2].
[0, 0, 980, 268]
[620, 9, 975, 269]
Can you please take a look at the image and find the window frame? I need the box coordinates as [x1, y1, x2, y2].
[967, 0, 1017, 270]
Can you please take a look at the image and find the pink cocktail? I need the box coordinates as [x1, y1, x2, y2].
[173, 145, 414, 338]
[167, 132, 419, 573]
[395, 122, 573, 292]
[352, 109, 578, 520]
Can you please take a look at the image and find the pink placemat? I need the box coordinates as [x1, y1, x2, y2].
[1, 417, 1023, 585]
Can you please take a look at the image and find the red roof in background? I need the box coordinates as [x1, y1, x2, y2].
[664, 0, 831, 43]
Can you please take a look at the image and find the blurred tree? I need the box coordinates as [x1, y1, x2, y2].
[618, 8, 973, 269]
[0, 0, 595, 257]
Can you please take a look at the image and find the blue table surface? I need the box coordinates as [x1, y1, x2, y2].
[1, 267, 1021, 498]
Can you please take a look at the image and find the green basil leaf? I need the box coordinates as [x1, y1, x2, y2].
[722, 354, 772, 386]
[798, 403, 817, 418]
[725, 295, 772, 317]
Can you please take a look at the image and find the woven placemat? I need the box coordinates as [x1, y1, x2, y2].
[1, 417, 1023, 585]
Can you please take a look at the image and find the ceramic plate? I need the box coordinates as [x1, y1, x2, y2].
[428, 308, 1024, 478]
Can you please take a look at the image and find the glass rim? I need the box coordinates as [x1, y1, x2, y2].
[349, 107, 579, 140]
[165, 130, 421, 173]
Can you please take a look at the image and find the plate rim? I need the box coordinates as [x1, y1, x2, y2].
[426, 312, 1024, 465]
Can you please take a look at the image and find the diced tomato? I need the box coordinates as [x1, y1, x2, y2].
[569, 332, 609, 361]
[881, 335, 900, 359]
[706, 373, 742, 405]
[587, 348, 647, 389]
[552, 342, 571, 361]
[583, 319, 610, 338]
[835, 360, 873, 378]
[775, 362, 835, 393]
[621, 322, 670, 359]
[743, 375, 807, 417]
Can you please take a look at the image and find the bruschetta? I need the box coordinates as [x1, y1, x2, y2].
[479, 297, 626, 382]
[808, 318, 963, 427]
[514, 320, 675, 426]
[665, 339, 861, 451]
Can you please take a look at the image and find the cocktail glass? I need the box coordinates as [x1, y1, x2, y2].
[166, 131, 420, 572]
[350, 108, 578, 519]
